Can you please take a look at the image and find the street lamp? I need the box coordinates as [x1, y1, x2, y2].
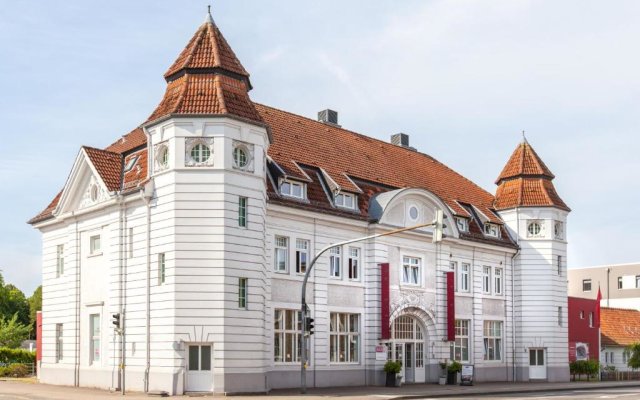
[299, 209, 445, 393]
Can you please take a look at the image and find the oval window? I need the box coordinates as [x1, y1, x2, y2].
[233, 146, 248, 168]
[157, 145, 169, 168]
[90, 184, 99, 202]
[409, 206, 419, 220]
[190, 143, 211, 163]
[528, 222, 541, 236]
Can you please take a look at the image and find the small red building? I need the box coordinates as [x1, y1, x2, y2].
[568, 296, 600, 362]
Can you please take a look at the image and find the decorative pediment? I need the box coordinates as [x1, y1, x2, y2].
[78, 175, 109, 209]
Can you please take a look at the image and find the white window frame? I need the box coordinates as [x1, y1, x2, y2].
[589, 312, 594, 328]
[274, 309, 306, 364]
[55, 323, 63, 362]
[238, 196, 248, 228]
[329, 313, 360, 364]
[618, 276, 623, 289]
[89, 235, 101, 255]
[158, 253, 166, 285]
[527, 220, 543, 238]
[402, 256, 421, 285]
[335, 193, 356, 209]
[238, 278, 248, 309]
[557, 255, 562, 275]
[484, 223, 500, 238]
[329, 247, 341, 278]
[483, 320, 503, 361]
[274, 236, 289, 273]
[460, 263, 470, 292]
[89, 314, 101, 365]
[582, 279, 592, 292]
[554, 221, 564, 239]
[494, 267, 503, 295]
[455, 217, 469, 232]
[557, 306, 563, 326]
[295, 239, 309, 274]
[482, 266, 491, 294]
[280, 180, 305, 199]
[56, 244, 64, 277]
[450, 319, 470, 362]
[348, 247, 360, 281]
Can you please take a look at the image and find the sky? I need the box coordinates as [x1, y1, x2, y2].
[1, 1, 639, 295]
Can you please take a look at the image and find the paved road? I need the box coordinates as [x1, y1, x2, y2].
[419, 388, 640, 399]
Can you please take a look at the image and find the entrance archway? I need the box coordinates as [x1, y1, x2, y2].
[387, 315, 426, 383]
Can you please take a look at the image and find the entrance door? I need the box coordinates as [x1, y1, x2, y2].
[186, 344, 213, 392]
[529, 349, 546, 380]
[404, 343, 415, 383]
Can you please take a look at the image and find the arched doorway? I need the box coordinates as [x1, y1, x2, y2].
[387, 315, 426, 383]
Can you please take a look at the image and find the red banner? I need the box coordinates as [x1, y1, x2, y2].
[36, 311, 42, 361]
[446, 271, 455, 341]
[381, 263, 390, 340]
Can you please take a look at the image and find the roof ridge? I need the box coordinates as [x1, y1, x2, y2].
[254, 103, 496, 201]
[602, 306, 640, 312]
[82, 145, 121, 156]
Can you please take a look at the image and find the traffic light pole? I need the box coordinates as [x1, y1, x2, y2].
[300, 218, 441, 394]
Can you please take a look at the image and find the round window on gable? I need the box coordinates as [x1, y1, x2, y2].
[527, 221, 542, 237]
[190, 143, 211, 164]
[233, 146, 248, 168]
[409, 206, 419, 220]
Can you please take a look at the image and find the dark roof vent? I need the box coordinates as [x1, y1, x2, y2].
[318, 109, 340, 127]
[390, 133, 416, 151]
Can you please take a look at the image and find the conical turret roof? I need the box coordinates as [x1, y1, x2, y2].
[494, 140, 569, 211]
[146, 9, 262, 125]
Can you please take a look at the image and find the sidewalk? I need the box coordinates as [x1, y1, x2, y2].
[266, 380, 640, 399]
[0, 378, 639, 399]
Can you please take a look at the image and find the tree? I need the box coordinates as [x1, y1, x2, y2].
[0, 274, 30, 327]
[0, 314, 30, 348]
[628, 342, 640, 370]
[28, 286, 42, 339]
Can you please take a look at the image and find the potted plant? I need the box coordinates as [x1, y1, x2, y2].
[438, 361, 448, 385]
[447, 361, 462, 385]
[384, 360, 402, 387]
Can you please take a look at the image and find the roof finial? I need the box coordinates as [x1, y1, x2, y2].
[521, 130, 528, 144]
[205, 4, 214, 24]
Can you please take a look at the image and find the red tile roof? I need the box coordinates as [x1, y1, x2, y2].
[146, 73, 262, 124]
[494, 141, 569, 211]
[496, 141, 555, 184]
[82, 147, 122, 192]
[257, 103, 504, 226]
[601, 307, 640, 347]
[105, 127, 146, 153]
[164, 17, 249, 82]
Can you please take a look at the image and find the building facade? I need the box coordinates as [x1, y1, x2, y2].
[567, 296, 600, 363]
[30, 11, 571, 395]
[568, 263, 640, 310]
[600, 307, 640, 372]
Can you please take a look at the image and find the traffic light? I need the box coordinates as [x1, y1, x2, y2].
[432, 209, 444, 243]
[305, 317, 315, 336]
[112, 313, 121, 329]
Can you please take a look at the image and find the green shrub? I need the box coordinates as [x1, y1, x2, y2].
[0, 348, 35, 364]
[5, 364, 29, 377]
[384, 360, 402, 374]
[570, 360, 599, 380]
[448, 360, 462, 373]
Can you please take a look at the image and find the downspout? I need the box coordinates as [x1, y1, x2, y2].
[141, 181, 154, 392]
[511, 207, 521, 382]
[119, 195, 127, 395]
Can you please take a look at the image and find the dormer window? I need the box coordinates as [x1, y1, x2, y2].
[455, 217, 468, 232]
[484, 223, 500, 238]
[280, 180, 304, 199]
[334, 192, 356, 209]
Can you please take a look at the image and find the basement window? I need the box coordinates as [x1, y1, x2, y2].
[280, 180, 304, 199]
[334, 193, 356, 209]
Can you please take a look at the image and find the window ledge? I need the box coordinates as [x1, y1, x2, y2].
[88, 252, 103, 258]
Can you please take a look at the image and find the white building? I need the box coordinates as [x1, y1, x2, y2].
[29, 10, 572, 395]
[600, 307, 640, 372]
[568, 263, 640, 310]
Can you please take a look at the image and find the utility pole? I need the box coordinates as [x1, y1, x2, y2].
[299, 210, 444, 393]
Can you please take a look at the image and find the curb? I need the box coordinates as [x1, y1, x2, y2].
[391, 382, 640, 399]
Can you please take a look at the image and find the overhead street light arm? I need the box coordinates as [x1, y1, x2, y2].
[300, 212, 444, 393]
